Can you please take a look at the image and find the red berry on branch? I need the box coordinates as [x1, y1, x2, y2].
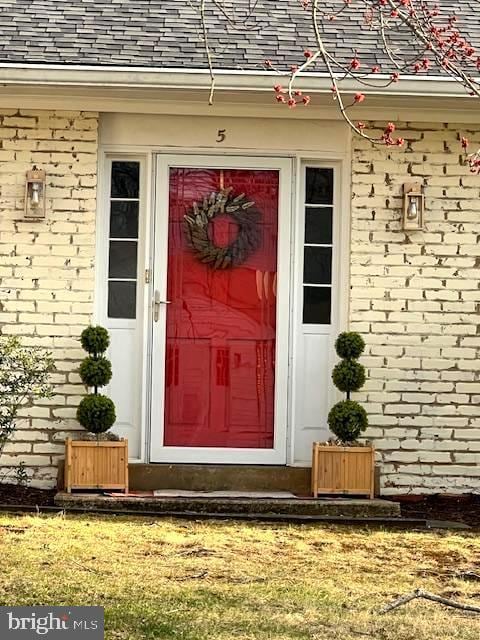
[357, 121, 366, 129]
[354, 92, 365, 103]
[385, 122, 396, 133]
[288, 98, 297, 108]
[396, 138, 405, 146]
[461, 136, 469, 149]
[304, 50, 313, 59]
[265, 60, 273, 68]
[274, 84, 284, 93]
[302, 95, 311, 106]
[371, 66, 380, 73]
[276, 95, 286, 103]
[350, 57, 361, 70]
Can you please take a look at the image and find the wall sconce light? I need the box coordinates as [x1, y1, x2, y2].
[25, 167, 46, 219]
[402, 182, 424, 231]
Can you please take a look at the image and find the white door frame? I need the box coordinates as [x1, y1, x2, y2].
[149, 154, 293, 464]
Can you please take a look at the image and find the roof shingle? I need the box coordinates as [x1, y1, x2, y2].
[0, 0, 476, 74]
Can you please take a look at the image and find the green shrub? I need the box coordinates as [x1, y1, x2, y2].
[77, 394, 116, 434]
[332, 360, 365, 393]
[335, 332, 365, 360]
[78, 325, 115, 435]
[80, 326, 110, 356]
[0, 337, 53, 486]
[79, 356, 112, 388]
[327, 400, 368, 443]
[329, 331, 368, 444]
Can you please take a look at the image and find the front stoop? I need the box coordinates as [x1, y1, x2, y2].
[54, 492, 400, 519]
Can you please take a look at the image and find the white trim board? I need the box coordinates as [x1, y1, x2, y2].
[95, 154, 151, 462]
[0, 63, 473, 97]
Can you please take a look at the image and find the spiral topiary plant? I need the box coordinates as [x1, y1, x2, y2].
[328, 332, 368, 444]
[77, 326, 116, 435]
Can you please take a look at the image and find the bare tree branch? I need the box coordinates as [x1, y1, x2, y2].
[199, 0, 216, 105]
[192, 0, 480, 167]
[379, 589, 480, 615]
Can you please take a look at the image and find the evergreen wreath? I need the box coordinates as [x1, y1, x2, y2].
[183, 187, 262, 269]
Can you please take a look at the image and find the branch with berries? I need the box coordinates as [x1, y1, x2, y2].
[193, 0, 478, 161]
[461, 137, 480, 174]
[267, 0, 479, 153]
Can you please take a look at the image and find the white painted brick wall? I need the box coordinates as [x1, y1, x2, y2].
[0, 109, 98, 489]
[352, 121, 480, 495]
[1, 111, 477, 496]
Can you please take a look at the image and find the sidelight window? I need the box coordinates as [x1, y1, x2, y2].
[107, 161, 140, 319]
[302, 167, 334, 325]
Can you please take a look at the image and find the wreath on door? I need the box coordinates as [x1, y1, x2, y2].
[183, 187, 262, 269]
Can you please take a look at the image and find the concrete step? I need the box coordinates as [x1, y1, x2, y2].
[129, 463, 312, 494]
[55, 492, 401, 519]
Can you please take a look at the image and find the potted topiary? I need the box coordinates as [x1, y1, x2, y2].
[311, 332, 374, 498]
[64, 326, 128, 493]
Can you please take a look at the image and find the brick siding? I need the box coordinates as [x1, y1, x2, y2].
[1, 111, 478, 495]
[0, 109, 98, 488]
[351, 121, 480, 494]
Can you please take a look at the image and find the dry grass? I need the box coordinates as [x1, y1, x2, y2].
[0, 513, 479, 639]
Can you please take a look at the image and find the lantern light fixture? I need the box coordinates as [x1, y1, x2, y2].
[25, 167, 46, 219]
[402, 182, 424, 231]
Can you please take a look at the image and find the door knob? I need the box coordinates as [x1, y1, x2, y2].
[153, 290, 171, 322]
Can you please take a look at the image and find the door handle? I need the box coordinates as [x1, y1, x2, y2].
[153, 290, 171, 322]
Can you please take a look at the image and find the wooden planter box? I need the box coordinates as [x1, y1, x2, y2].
[65, 438, 128, 493]
[311, 442, 374, 499]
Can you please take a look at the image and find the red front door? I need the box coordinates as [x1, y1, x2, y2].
[163, 167, 280, 449]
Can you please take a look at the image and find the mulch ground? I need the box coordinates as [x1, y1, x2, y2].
[396, 494, 480, 528]
[0, 484, 55, 507]
[0, 484, 479, 528]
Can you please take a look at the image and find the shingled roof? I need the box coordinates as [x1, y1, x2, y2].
[0, 0, 477, 74]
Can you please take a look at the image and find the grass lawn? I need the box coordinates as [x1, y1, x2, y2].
[0, 514, 479, 639]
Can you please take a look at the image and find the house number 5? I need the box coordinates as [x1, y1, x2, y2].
[216, 129, 226, 143]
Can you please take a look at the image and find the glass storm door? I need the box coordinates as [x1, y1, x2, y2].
[150, 156, 291, 464]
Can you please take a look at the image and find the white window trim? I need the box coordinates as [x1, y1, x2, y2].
[95, 153, 152, 463]
[288, 157, 351, 464]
